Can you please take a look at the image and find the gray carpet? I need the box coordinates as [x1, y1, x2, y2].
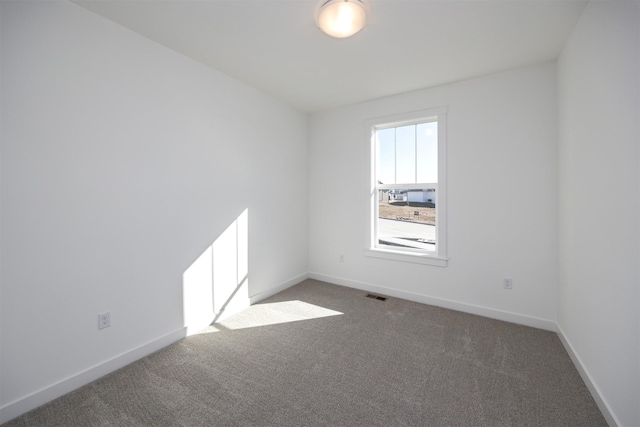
[4, 279, 606, 426]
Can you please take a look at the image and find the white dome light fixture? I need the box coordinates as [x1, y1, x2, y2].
[315, 0, 370, 38]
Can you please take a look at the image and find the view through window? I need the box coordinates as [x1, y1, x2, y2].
[376, 121, 437, 251]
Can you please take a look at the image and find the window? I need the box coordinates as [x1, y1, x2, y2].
[365, 108, 447, 266]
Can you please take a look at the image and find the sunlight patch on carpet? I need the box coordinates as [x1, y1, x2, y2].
[193, 300, 343, 334]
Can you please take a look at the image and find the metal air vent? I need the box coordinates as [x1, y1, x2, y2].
[365, 293, 387, 301]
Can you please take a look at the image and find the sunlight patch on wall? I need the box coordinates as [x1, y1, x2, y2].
[183, 209, 250, 336]
[183, 245, 215, 334]
[213, 209, 249, 318]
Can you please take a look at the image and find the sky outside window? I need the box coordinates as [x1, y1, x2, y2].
[376, 121, 438, 185]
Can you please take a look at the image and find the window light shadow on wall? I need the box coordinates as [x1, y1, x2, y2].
[183, 209, 249, 336]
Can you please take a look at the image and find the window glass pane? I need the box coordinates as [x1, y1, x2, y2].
[377, 188, 435, 252]
[376, 128, 396, 184]
[417, 122, 438, 183]
[395, 125, 416, 184]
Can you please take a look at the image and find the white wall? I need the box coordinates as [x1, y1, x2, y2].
[0, 0, 308, 421]
[557, 2, 640, 426]
[309, 63, 558, 329]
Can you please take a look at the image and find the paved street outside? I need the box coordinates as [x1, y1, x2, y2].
[378, 218, 435, 250]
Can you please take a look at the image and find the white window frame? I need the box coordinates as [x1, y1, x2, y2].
[364, 107, 448, 267]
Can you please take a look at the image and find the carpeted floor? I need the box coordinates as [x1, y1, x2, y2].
[4, 279, 607, 426]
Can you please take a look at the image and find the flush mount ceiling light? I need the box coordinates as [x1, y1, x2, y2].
[315, 0, 370, 38]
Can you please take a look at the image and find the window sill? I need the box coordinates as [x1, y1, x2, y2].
[364, 248, 448, 267]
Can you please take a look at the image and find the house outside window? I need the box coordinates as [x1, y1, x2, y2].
[365, 108, 448, 267]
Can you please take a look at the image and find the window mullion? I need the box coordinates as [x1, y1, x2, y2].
[414, 124, 418, 184]
[394, 127, 397, 185]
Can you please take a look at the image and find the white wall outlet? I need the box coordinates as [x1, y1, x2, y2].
[503, 277, 513, 290]
[339, 254, 344, 263]
[98, 311, 111, 330]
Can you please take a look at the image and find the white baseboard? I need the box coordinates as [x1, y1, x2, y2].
[308, 272, 556, 331]
[249, 272, 309, 305]
[556, 325, 619, 427]
[0, 328, 186, 425]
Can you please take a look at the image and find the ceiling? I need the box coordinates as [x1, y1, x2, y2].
[72, 0, 587, 113]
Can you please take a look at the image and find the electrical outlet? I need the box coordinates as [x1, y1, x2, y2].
[503, 277, 513, 290]
[98, 311, 111, 330]
[339, 254, 344, 263]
